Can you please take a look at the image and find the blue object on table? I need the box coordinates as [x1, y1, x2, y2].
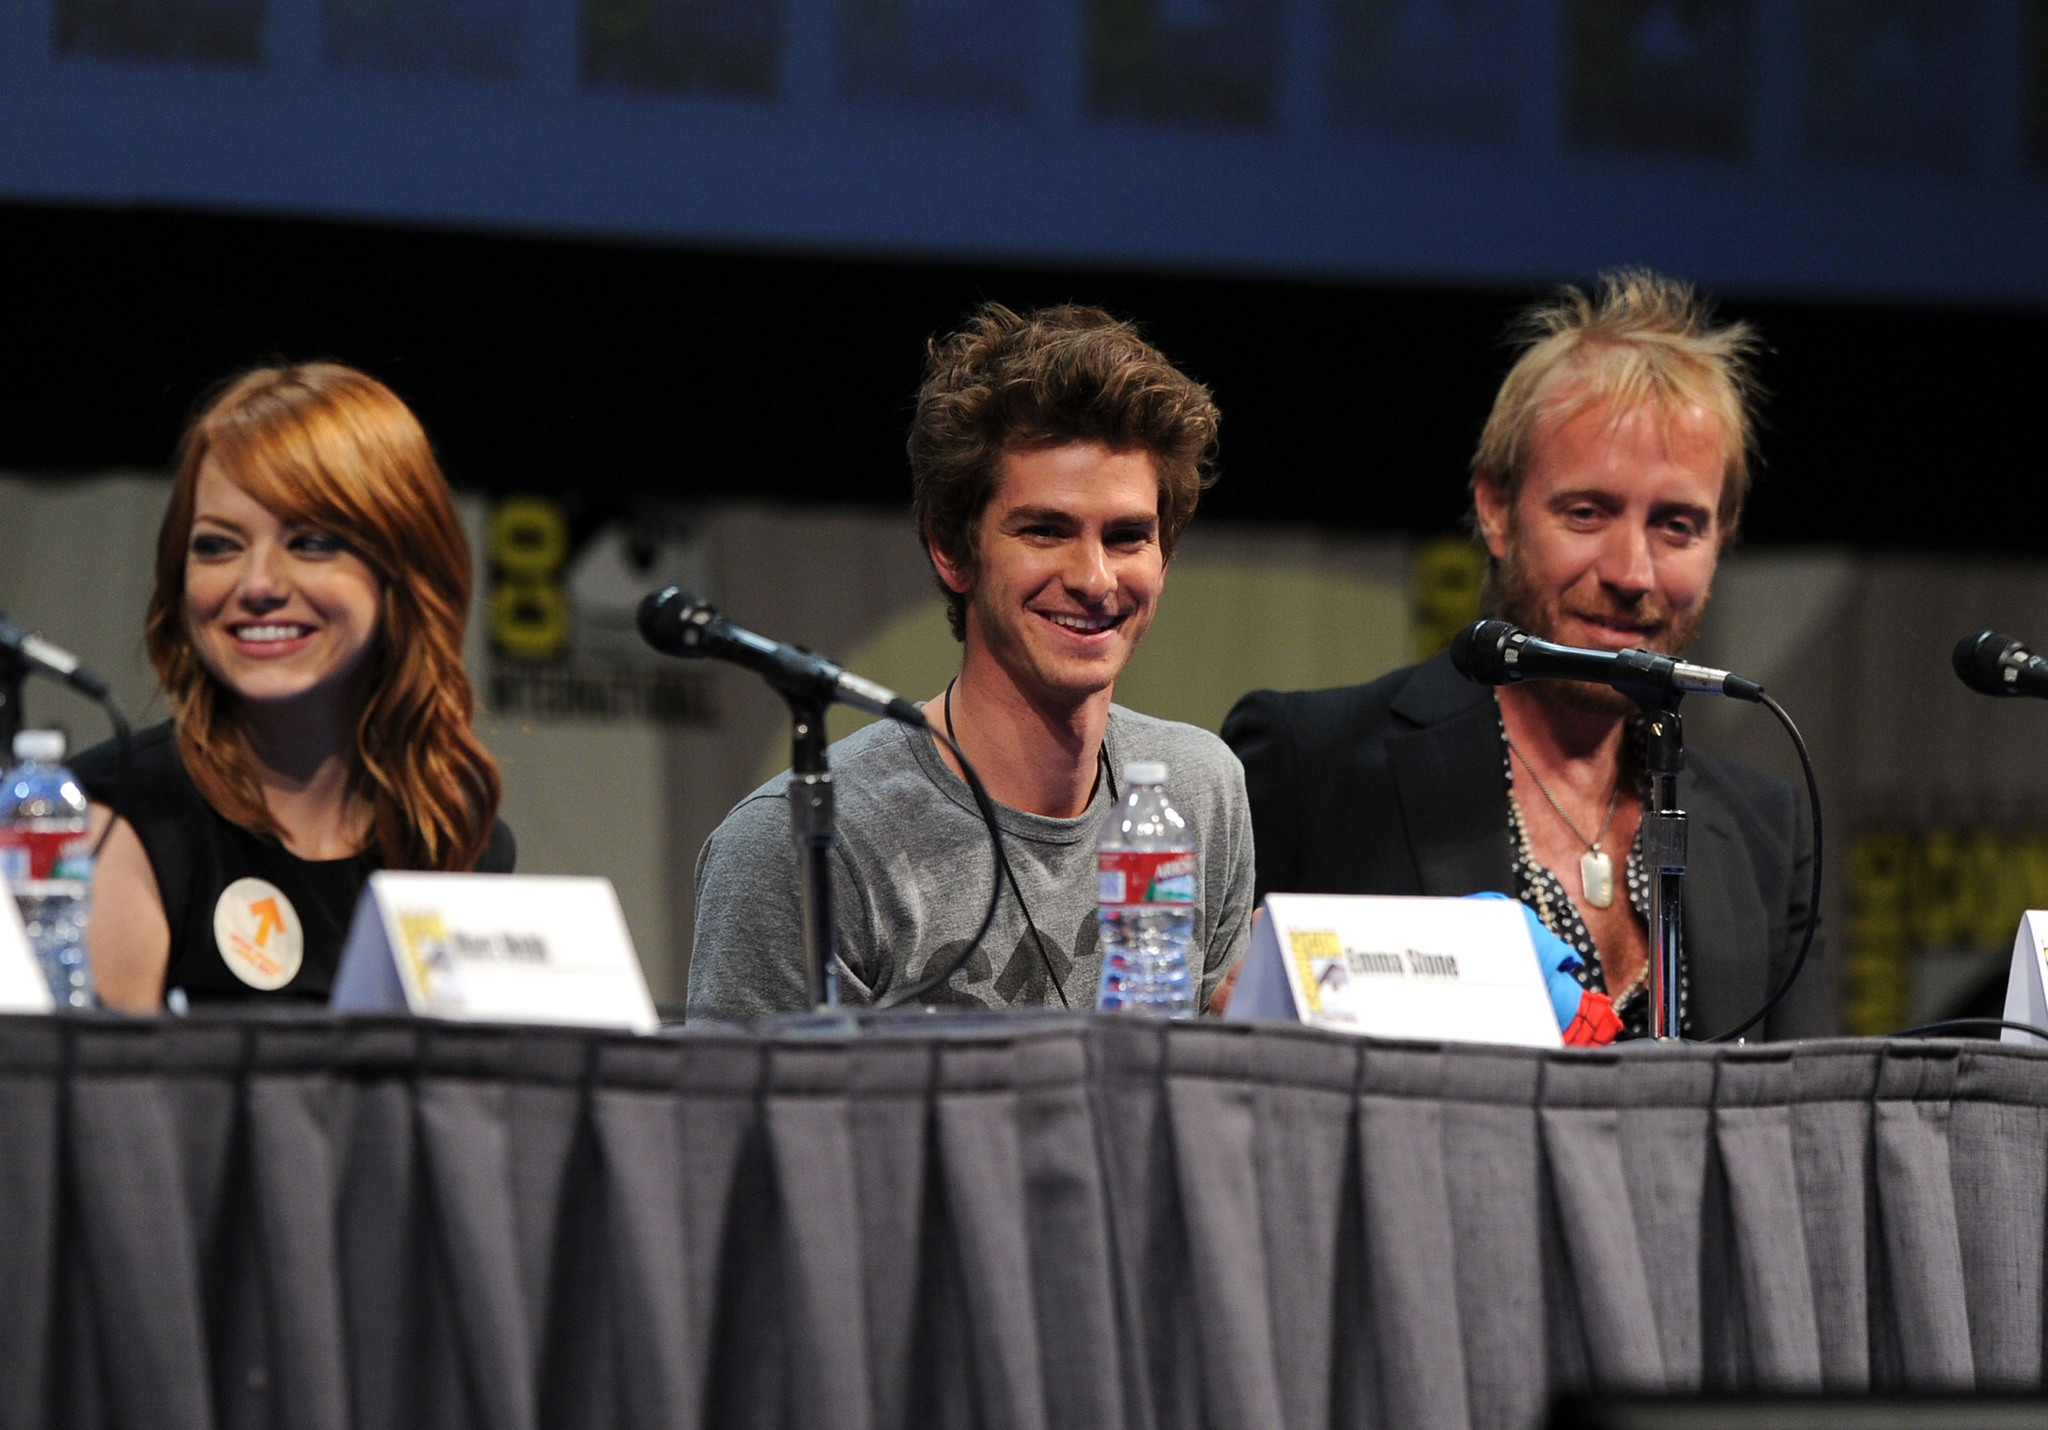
[1465, 891, 1585, 1033]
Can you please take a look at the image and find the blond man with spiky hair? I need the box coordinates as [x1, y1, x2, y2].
[1223, 271, 1823, 1040]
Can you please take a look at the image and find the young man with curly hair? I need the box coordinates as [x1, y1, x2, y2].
[688, 305, 1255, 1020]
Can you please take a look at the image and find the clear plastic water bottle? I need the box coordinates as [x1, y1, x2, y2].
[0, 730, 97, 1009]
[1095, 760, 1197, 1017]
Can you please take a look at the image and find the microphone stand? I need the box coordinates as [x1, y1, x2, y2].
[783, 693, 840, 1009]
[1638, 701, 1686, 1040]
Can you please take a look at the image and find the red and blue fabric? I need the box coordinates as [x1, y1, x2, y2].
[1465, 892, 1622, 1047]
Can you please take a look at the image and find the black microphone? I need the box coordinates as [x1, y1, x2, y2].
[637, 587, 926, 726]
[1450, 618, 1764, 703]
[0, 614, 109, 700]
[1952, 631, 2048, 699]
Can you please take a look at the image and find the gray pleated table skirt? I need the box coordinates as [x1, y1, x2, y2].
[3, 1011, 2037, 1429]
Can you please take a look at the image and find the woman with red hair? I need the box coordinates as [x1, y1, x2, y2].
[75, 363, 512, 1011]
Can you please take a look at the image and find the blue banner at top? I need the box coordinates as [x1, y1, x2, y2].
[5, 0, 2046, 304]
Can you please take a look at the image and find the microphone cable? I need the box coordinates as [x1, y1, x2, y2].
[86, 698, 134, 862]
[879, 716, 1011, 1009]
[1706, 692, 1823, 1043]
[1891, 1017, 2048, 1042]
[881, 696, 1118, 1010]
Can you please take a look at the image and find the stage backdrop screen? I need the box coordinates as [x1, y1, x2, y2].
[4, 0, 2046, 301]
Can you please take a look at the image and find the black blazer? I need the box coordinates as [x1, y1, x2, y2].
[1221, 652, 1822, 1041]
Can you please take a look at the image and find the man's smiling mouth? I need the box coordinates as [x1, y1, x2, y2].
[1037, 610, 1126, 634]
[1568, 612, 1662, 644]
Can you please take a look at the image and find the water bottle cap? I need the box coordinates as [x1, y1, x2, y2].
[11, 729, 63, 763]
[1122, 761, 1167, 786]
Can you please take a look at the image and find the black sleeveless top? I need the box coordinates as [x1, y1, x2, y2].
[72, 722, 516, 1007]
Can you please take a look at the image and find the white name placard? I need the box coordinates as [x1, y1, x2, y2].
[332, 873, 658, 1032]
[2002, 910, 2048, 1047]
[1226, 894, 1561, 1048]
[0, 879, 55, 1013]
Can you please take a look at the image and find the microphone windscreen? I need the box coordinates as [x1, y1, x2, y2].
[1450, 619, 1519, 685]
[639, 586, 709, 656]
[1953, 630, 2018, 696]
[637, 587, 675, 647]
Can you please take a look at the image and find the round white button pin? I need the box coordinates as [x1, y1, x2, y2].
[212, 877, 305, 991]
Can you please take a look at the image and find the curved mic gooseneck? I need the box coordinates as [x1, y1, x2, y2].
[636, 587, 1010, 1011]
[1450, 618, 1765, 704]
[0, 614, 111, 703]
[637, 586, 927, 726]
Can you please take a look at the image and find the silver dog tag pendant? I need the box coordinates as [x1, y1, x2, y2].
[1580, 849, 1615, 910]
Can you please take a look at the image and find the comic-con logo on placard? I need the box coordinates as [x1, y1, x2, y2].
[212, 878, 304, 990]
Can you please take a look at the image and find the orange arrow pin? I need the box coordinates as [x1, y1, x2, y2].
[251, 898, 283, 948]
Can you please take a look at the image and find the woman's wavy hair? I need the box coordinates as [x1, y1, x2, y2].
[910, 303, 1220, 640]
[146, 363, 502, 872]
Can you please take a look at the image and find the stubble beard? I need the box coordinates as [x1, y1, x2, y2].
[964, 579, 1146, 716]
[1488, 538, 1709, 721]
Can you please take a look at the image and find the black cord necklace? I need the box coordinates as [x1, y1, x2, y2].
[942, 679, 1117, 1010]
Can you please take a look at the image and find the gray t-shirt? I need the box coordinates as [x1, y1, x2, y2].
[687, 704, 1256, 1022]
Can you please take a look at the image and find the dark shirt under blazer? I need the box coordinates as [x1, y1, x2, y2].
[1221, 651, 1823, 1041]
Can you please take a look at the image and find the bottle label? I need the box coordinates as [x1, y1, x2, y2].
[0, 823, 89, 882]
[1097, 850, 1196, 905]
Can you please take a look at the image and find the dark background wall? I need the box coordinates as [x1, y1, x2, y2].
[2, 200, 2041, 555]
